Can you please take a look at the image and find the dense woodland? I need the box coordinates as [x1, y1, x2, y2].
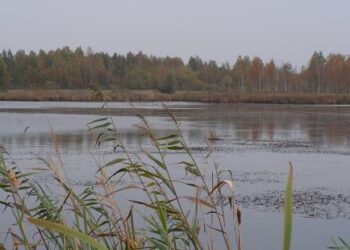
[0, 47, 350, 94]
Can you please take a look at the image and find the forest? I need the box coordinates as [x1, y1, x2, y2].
[1, 47, 350, 95]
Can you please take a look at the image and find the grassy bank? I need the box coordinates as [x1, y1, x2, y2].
[2, 89, 350, 104]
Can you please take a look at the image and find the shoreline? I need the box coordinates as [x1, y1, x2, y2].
[1, 89, 350, 104]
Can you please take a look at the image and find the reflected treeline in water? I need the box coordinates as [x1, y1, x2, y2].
[172, 104, 350, 149]
[0, 131, 94, 153]
[0, 130, 146, 153]
[0, 129, 192, 154]
[1, 104, 350, 152]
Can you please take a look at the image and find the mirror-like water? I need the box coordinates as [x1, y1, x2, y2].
[1, 101, 350, 249]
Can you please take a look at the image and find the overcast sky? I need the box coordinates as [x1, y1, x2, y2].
[1, 0, 349, 67]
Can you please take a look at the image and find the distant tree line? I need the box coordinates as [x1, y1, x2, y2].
[1, 47, 350, 94]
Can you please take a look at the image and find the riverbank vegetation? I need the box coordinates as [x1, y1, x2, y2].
[2, 89, 350, 104]
[1, 48, 350, 103]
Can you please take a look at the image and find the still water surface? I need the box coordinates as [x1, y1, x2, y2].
[0, 101, 350, 249]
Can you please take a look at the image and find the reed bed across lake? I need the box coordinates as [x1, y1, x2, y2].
[2, 89, 350, 104]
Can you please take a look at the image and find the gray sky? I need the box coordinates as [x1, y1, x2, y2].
[1, 0, 349, 67]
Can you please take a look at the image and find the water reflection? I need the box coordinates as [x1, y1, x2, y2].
[0, 131, 145, 153]
[1, 103, 350, 153]
[173, 104, 350, 149]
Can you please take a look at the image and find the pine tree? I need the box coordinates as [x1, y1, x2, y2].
[0, 57, 9, 91]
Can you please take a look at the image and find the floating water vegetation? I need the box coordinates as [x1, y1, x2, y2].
[207, 131, 220, 142]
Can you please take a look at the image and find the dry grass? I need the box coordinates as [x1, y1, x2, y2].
[2, 89, 350, 104]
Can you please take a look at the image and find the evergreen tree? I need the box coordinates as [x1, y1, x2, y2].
[0, 57, 9, 91]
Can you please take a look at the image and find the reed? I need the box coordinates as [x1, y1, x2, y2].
[2, 89, 350, 104]
[0, 105, 345, 249]
[0, 108, 242, 249]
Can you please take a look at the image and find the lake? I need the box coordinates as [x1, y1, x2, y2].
[0, 101, 350, 249]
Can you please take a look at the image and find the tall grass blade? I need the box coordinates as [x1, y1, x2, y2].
[283, 162, 293, 250]
[328, 237, 350, 249]
[28, 217, 108, 250]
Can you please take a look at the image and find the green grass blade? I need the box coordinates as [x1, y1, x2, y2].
[28, 217, 108, 250]
[338, 237, 350, 249]
[283, 163, 293, 250]
[328, 237, 350, 250]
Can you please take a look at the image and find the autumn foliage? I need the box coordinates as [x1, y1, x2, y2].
[1, 48, 350, 95]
